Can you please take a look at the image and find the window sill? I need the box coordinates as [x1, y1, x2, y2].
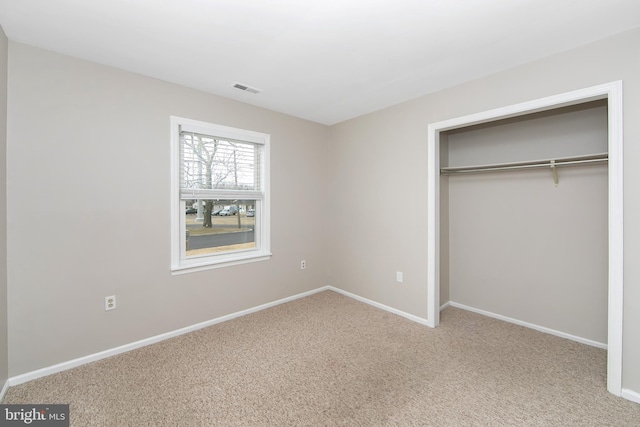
[171, 251, 272, 275]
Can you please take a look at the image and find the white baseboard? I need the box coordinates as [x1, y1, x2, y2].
[440, 301, 450, 311]
[448, 301, 607, 350]
[0, 378, 9, 402]
[327, 286, 430, 326]
[621, 388, 640, 404]
[8, 286, 331, 387]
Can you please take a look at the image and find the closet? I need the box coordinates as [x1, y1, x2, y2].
[439, 100, 608, 346]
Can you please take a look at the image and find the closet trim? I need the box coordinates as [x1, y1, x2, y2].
[426, 81, 623, 397]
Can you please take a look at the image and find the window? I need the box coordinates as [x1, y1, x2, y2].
[171, 117, 270, 273]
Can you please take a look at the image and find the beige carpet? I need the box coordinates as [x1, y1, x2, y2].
[3, 290, 639, 426]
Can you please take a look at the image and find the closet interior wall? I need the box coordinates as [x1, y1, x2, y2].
[441, 100, 609, 345]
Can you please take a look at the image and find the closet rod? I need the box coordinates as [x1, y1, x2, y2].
[440, 153, 608, 175]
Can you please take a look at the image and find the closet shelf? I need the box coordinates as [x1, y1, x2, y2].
[440, 153, 608, 186]
[440, 152, 607, 182]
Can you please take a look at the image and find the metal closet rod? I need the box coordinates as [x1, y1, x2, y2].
[440, 153, 608, 175]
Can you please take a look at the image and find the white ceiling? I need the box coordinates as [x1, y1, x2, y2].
[1, 0, 639, 125]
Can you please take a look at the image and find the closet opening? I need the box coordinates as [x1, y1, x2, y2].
[426, 82, 623, 397]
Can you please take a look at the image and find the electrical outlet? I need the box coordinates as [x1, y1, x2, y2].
[396, 272, 403, 283]
[105, 295, 116, 311]
[300, 260, 306, 270]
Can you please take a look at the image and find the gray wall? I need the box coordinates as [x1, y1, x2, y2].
[0, 25, 8, 390]
[327, 28, 640, 393]
[6, 43, 328, 376]
[445, 102, 608, 344]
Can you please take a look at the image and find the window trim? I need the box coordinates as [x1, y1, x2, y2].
[170, 116, 271, 274]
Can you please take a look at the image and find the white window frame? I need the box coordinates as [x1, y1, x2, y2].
[170, 116, 271, 274]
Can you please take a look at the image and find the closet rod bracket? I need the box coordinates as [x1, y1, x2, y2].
[551, 160, 558, 187]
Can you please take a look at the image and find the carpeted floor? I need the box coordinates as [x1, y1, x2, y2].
[3, 290, 640, 426]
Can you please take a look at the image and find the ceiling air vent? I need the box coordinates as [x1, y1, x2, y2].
[233, 82, 262, 94]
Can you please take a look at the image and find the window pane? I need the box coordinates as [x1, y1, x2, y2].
[181, 132, 262, 193]
[184, 199, 257, 256]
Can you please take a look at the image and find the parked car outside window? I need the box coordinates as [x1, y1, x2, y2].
[219, 206, 238, 216]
